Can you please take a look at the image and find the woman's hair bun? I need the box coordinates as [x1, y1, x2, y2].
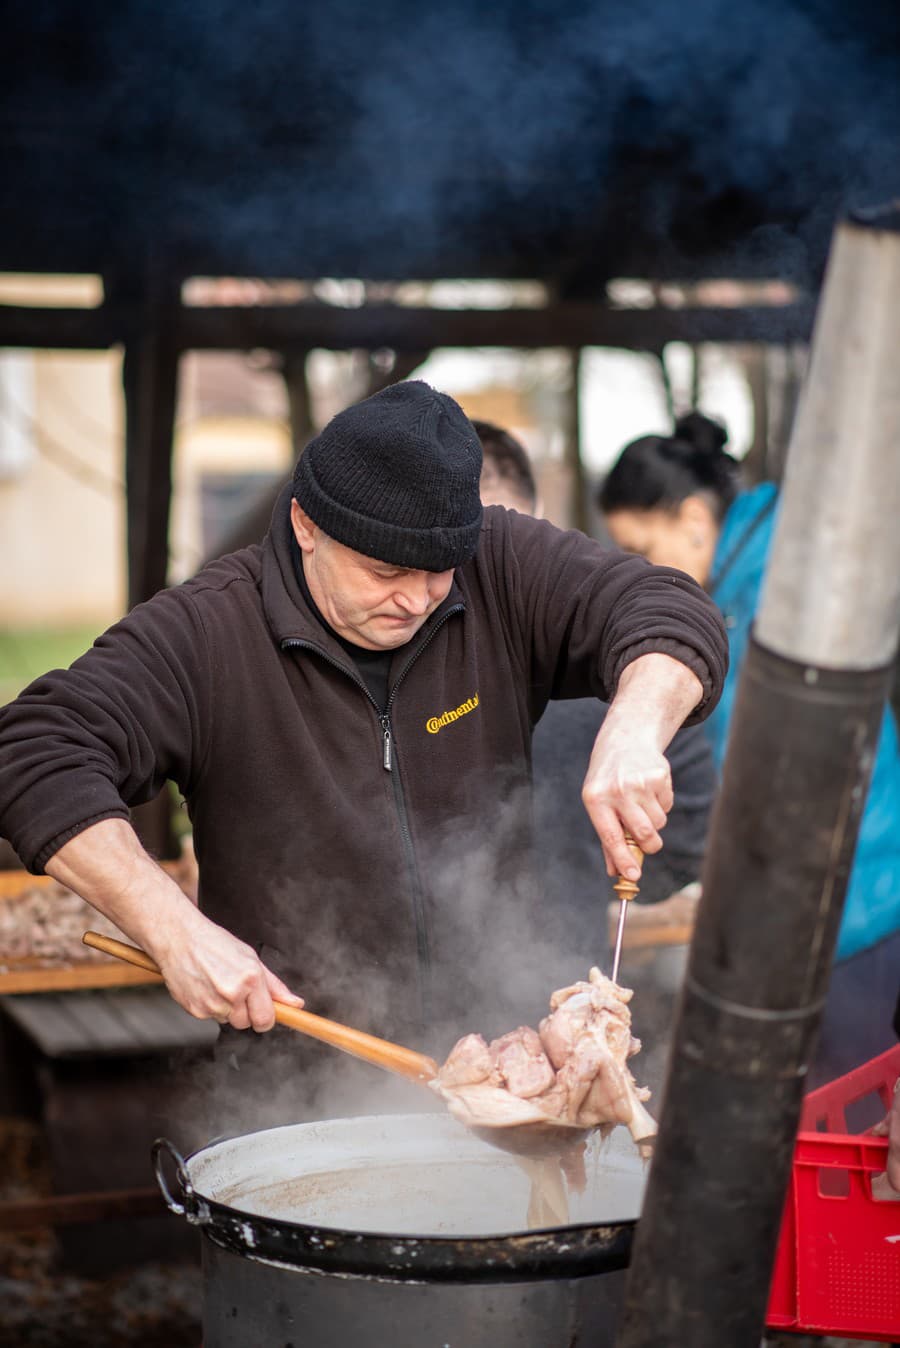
[674, 411, 729, 457]
[598, 407, 740, 521]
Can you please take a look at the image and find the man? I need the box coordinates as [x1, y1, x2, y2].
[0, 382, 727, 1055]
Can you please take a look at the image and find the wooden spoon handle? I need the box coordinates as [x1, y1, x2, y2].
[274, 1002, 439, 1083]
[83, 931, 438, 1084]
[83, 931, 163, 977]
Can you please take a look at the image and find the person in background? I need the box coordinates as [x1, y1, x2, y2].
[597, 411, 900, 1085]
[476, 421, 541, 515]
[473, 419, 717, 981]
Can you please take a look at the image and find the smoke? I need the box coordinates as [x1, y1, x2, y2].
[167, 749, 680, 1154]
[4, 0, 899, 283]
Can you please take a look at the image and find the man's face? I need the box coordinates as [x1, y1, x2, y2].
[291, 501, 455, 651]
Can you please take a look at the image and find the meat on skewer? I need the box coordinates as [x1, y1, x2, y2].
[432, 967, 657, 1156]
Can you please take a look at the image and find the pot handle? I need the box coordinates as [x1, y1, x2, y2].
[152, 1137, 195, 1218]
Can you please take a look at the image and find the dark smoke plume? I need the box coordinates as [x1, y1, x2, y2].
[2, 0, 899, 285]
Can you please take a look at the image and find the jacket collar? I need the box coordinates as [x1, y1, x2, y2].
[261, 481, 466, 660]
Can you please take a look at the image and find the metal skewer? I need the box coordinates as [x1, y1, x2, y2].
[610, 832, 644, 984]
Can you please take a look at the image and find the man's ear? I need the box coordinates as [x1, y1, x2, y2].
[291, 499, 316, 554]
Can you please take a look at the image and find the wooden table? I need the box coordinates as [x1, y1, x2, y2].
[0, 868, 179, 995]
[0, 868, 210, 1269]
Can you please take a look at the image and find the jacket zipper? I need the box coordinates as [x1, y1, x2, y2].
[282, 604, 463, 1025]
[375, 605, 464, 1004]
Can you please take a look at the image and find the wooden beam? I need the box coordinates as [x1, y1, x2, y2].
[0, 299, 816, 352]
[178, 300, 816, 352]
[0, 304, 122, 348]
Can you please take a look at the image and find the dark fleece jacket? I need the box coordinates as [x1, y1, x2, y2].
[0, 494, 727, 1046]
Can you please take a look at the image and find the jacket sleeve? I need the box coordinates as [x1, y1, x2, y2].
[0, 585, 211, 873]
[480, 508, 729, 722]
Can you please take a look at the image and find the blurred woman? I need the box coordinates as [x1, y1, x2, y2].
[598, 412, 900, 1083]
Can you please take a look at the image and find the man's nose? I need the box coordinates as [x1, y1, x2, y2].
[396, 575, 431, 614]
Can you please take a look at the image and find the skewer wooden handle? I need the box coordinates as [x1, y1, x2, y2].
[82, 931, 438, 1084]
[612, 832, 644, 903]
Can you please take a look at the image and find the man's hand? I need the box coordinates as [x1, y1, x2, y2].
[583, 652, 703, 879]
[46, 818, 303, 1030]
[150, 903, 303, 1030]
[583, 724, 673, 875]
[872, 1077, 900, 1194]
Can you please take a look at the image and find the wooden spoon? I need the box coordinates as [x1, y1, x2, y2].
[82, 931, 438, 1084]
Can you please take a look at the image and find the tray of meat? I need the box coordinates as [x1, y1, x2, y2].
[0, 862, 191, 995]
[766, 1042, 900, 1342]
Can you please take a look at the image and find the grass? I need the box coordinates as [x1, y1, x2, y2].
[0, 624, 103, 703]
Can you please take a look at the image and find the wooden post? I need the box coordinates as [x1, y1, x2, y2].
[119, 275, 181, 858]
[122, 288, 180, 610]
[739, 344, 770, 486]
[563, 349, 590, 534]
[282, 350, 315, 460]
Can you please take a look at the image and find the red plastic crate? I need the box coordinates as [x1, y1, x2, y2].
[766, 1042, 900, 1342]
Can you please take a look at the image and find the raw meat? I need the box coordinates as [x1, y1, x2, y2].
[0, 845, 198, 971]
[433, 967, 656, 1154]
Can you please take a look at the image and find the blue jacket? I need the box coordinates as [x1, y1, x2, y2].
[708, 483, 900, 961]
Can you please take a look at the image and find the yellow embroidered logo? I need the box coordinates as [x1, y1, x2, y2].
[426, 692, 480, 735]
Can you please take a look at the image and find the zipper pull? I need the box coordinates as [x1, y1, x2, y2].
[381, 716, 393, 771]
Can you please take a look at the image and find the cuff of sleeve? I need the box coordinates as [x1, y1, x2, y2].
[32, 809, 131, 875]
[612, 639, 714, 722]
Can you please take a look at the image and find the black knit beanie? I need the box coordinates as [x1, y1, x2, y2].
[292, 381, 483, 571]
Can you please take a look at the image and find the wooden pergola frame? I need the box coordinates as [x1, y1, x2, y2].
[0, 291, 814, 610]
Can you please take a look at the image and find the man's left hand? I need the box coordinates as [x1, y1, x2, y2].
[583, 724, 673, 878]
[582, 652, 703, 880]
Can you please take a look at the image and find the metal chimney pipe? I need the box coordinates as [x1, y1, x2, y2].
[616, 203, 900, 1348]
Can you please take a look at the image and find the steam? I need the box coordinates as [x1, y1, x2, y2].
[170, 759, 677, 1148]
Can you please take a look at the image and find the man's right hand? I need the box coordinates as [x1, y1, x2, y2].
[152, 907, 303, 1030]
[46, 817, 303, 1031]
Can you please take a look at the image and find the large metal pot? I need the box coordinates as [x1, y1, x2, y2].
[154, 1110, 646, 1342]
[154, 1112, 648, 1347]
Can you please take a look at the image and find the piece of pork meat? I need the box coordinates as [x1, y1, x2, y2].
[436, 1033, 499, 1088]
[432, 967, 657, 1154]
[539, 972, 641, 1123]
[538, 969, 656, 1143]
[433, 1027, 558, 1128]
[491, 1027, 556, 1098]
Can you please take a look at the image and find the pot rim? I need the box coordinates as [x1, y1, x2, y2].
[152, 1116, 643, 1283]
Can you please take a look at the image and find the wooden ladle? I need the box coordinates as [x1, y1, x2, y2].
[82, 931, 438, 1084]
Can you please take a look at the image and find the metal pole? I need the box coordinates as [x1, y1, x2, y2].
[616, 203, 900, 1348]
